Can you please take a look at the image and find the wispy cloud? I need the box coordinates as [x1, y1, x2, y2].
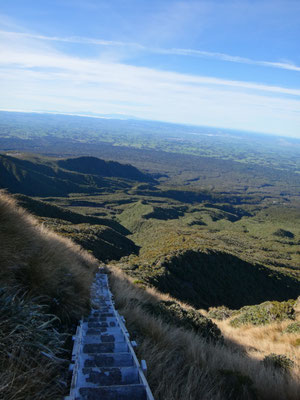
[0, 30, 143, 49]
[157, 48, 300, 73]
[1, 30, 300, 73]
[0, 29, 299, 137]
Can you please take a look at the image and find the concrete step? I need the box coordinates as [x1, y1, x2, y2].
[83, 333, 125, 344]
[86, 313, 115, 320]
[83, 321, 119, 329]
[91, 308, 114, 314]
[86, 327, 123, 335]
[87, 312, 115, 318]
[84, 316, 115, 324]
[78, 384, 147, 400]
[66, 272, 154, 400]
[79, 366, 139, 386]
[83, 341, 128, 354]
[83, 353, 134, 368]
[90, 309, 114, 315]
[92, 299, 112, 306]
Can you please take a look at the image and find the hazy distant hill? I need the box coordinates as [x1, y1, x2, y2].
[0, 154, 154, 196]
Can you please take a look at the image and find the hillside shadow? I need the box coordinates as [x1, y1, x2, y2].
[147, 249, 300, 310]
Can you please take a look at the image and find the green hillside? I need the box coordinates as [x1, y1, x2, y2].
[57, 156, 154, 182]
[14, 194, 138, 261]
[140, 249, 300, 309]
[0, 153, 155, 196]
[14, 193, 130, 234]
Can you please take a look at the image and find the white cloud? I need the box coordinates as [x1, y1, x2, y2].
[0, 30, 299, 137]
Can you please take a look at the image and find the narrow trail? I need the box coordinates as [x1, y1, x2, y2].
[65, 270, 154, 400]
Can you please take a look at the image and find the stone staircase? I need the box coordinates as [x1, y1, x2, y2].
[65, 272, 154, 400]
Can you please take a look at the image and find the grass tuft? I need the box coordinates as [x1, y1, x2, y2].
[0, 287, 68, 400]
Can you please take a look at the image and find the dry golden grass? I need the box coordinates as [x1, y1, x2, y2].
[211, 314, 300, 376]
[0, 191, 98, 399]
[107, 264, 300, 400]
[0, 190, 98, 321]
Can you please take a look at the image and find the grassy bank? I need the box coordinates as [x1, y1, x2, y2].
[108, 265, 300, 400]
[0, 191, 97, 399]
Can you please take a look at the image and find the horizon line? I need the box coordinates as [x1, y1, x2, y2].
[1, 107, 299, 141]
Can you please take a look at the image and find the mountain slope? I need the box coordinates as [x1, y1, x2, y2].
[122, 248, 300, 310]
[13, 194, 138, 261]
[0, 154, 155, 196]
[0, 191, 98, 399]
[0, 190, 97, 319]
[57, 156, 154, 182]
[14, 193, 130, 235]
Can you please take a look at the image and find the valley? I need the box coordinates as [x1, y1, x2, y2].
[0, 111, 299, 400]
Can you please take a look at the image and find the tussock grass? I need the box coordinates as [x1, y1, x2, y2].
[0, 288, 67, 400]
[214, 317, 300, 373]
[108, 265, 300, 400]
[0, 191, 98, 399]
[0, 190, 97, 321]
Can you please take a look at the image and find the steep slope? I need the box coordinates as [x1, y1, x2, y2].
[57, 156, 154, 182]
[14, 194, 139, 261]
[0, 191, 97, 320]
[49, 222, 139, 262]
[0, 154, 107, 196]
[0, 154, 155, 196]
[108, 265, 300, 400]
[123, 249, 300, 310]
[14, 193, 130, 234]
[0, 191, 98, 400]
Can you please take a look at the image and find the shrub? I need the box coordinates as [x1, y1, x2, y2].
[293, 338, 300, 347]
[230, 300, 296, 327]
[263, 354, 294, 372]
[273, 229, 294, 239]
[283, 322, 300, 335]
[208, 306, 235, 320]
[218, 369, 258, 400]
[142, 300, 223, 343]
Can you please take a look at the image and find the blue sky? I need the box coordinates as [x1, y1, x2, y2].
[0, 0, 299, 137]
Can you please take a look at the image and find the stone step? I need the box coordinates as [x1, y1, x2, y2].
[79, 366, 139, 386]
[83, 341, 128, 354]
[83, 353, 134, 368]
[78, 384, 147, 400]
